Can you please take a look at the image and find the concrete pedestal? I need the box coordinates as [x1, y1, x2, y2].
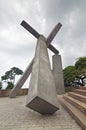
[52, 54, 65, 94]
[26, 35, 59, 114]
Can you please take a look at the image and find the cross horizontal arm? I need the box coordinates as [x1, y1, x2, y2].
[21, 20, 60, 54]
[48, 44, 59, 54]
[46, 23, 62, 46]
[21, 20, 40, 39]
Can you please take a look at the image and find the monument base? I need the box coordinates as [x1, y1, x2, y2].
[26, 96, 59, 114]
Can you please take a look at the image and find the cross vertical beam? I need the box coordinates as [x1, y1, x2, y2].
[26, 35, 59, 114]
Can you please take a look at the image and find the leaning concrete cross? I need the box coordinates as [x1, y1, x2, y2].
[9, 20, 62, 98]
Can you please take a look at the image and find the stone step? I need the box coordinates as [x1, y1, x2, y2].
[68, 92, 86, 103]
[58, 96, 86, 130]
[73, 89, 86, 96]
[63, 94, 86, 114]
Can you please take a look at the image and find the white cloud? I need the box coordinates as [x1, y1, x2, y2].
[0, 0, 86, 88]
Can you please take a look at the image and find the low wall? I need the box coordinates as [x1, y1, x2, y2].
[0, 86, 79, 97]
[65, 86, 81, 92]
[0, 88, 28, 97]
[65, 86, 75, 92]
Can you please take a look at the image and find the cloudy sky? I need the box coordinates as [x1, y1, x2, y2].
[0, 0, 86, 86]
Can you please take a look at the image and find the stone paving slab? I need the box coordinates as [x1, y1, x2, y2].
[0, 96, 82, 130]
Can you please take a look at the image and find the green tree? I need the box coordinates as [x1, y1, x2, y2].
[6, 82, 14, 89]
[63, 57, 86, 87]
[0, 81, 2, 89]
[63, 66, 78, 86]
[75, 57, 86, 86]
[1, 67, 23, 89]
[75, 57, 86, 70]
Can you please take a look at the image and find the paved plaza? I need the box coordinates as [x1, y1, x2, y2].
[0, 95, 82, 130]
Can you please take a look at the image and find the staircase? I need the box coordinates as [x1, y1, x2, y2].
[58, 87, 86, 130]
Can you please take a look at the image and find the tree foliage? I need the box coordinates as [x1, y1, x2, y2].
[0, 81, 2, 89]
[6, 82, 14, 89]
[75, 57, 86, 70]
[75, 57, 86, 86]
[1, 67, 23, 89]
[63, 66, 78, 86]
[63, 57, 86, 87]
